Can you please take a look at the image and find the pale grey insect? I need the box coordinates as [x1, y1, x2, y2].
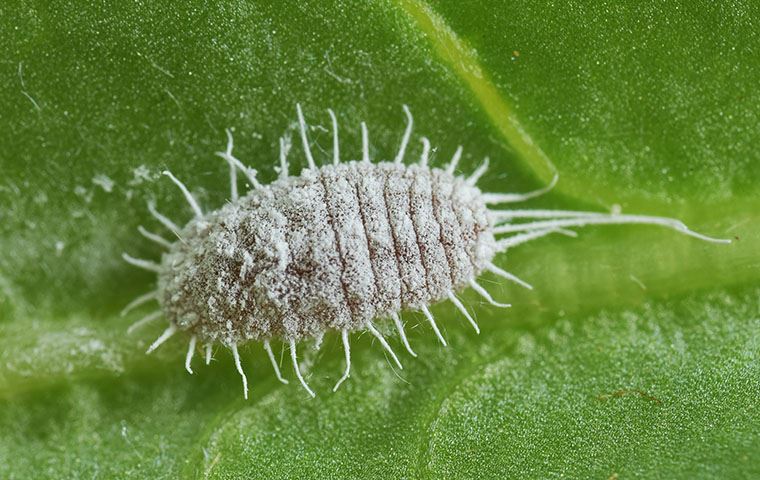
[122, 105, 729, 398]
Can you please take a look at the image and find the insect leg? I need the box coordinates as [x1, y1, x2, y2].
[469, 280, 511, 308]
[137, 226, 172, 249]
[391, 312, 417, 357]
[421, 305, 447, 346]
[231, 342, 249, 400]
[279, 136, 290, 180]
[147, 201, 181, 233]
[485, 263, 533, 290]
[361, 121, 370, 164]
[296, 103, 317, 170]
[419, 137, 431, 167]
[121, 290, 158, 317]
[328, 108, 340, 165]
[394, 105, 413, 164]
[263, 340, 289, 384]
[290, 339, 316, 398]
[162, 170, 203, 218]
[185, 335, 197, 374]
[127, 310, 162, 334]
[466, 158, 489, 186]
[445, 146, 463, 175]
[447, 292, 480, 334]
[367, 323, 403, 369]
[495, 228, 576, 251]
[332, 329, 351, 392]
[481, 173, 558, 204]
[146, 324, 177, 354]
[214, 133, 261, 190]
[122, 253, 161, 273]
[214, 128, 238, 201]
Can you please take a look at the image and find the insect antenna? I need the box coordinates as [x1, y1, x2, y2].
[493, 213, 731, 244]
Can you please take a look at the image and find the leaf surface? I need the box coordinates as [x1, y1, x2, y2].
[1, 1, 758, 478]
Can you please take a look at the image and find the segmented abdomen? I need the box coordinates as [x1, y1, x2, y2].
[158, 161, 495, 344]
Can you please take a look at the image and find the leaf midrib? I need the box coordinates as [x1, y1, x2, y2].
[394, 0, 557, 185]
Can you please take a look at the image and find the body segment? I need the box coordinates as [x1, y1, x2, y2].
[158, 162, 496, 345]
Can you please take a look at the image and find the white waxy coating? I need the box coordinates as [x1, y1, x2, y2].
[124, 106, 728, 398]
[157, 161, 497, 345]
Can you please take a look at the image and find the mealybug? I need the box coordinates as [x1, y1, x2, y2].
[122, 105, 729, 398]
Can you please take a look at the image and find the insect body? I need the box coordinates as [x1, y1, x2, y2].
[122, 105, 729, 398]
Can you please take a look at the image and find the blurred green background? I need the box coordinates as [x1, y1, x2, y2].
[1, 1, 758, 478]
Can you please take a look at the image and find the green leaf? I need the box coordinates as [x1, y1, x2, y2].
[2, 1, 758, 478]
